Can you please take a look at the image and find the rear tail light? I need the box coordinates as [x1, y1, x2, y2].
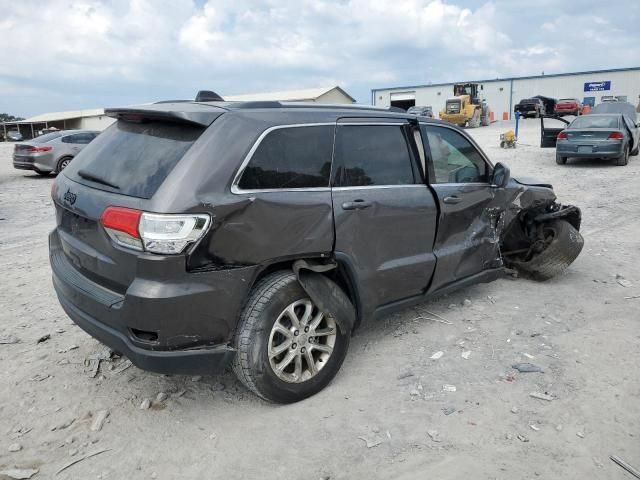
[608, 131, 624, 140]
[557, 131, 568, 140]
[28, 146, 53, 152]
[100, 206, 210, 254]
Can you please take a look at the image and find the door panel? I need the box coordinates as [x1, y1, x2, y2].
[333, 185, 438, 307]
[331, 121, 438, 311]
[422, 124, 504, 292]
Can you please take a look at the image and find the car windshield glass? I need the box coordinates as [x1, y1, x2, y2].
[64, 120, 204, 198]
[570, 116, 619, 129]
[33, 132, 63, 143]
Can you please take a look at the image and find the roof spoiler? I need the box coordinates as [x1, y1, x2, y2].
[105, 106, 223, 127]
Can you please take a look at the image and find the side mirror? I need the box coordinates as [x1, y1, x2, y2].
[491, 162, 510, 188]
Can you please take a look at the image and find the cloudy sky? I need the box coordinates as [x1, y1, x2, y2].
[1, 0, 639, 117]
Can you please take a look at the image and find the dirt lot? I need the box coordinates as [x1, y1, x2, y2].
[1, 118, 639, 480]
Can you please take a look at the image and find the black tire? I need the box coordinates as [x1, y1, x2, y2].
[511, 220, 584, 281]
[34, 169, 50, 176]
[232, 271, 350, 403]
[631, 146, 638, 156]
[555, 154, 567, 165]
[615, 146, 629, 166]
[56, 156, 73, 173]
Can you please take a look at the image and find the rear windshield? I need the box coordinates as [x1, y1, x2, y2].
[570, 116, 619, 129]
[64, 120, 203, 198]
[33, 131, 63, 143]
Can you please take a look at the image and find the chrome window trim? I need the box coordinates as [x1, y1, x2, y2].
[231, 122, 335, 195]
[332, 184, 427, 191]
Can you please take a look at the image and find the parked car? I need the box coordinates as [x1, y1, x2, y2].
[3, 130, 23, 142]
[554, 98, 583, 116]
[514, 97, 546, 118]
[591, 100, 638, 124]
[50, 98, 583, 403]
[555, 113, 639, 166]
[13, 130, 99, 175]
[407, 105, 434, 118]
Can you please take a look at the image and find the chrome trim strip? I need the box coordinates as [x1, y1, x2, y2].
[231, 123, 335, 195]
[332, 184, 427, 191]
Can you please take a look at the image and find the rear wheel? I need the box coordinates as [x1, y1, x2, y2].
[556, 154, 567, 165]
[468, 109, 481, 128]
[510, 219, 584, 281]
[56, 156, 73, 173]
[233, 271, 350, 403]
[615, 146, 629, 166]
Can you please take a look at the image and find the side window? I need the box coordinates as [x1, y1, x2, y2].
[425, 126, 488, 184]
[61, 135, 75, 144]
[238, 125, 333, 190]
[333, 125, 415, 187]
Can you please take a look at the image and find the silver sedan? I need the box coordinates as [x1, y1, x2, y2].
[13, 130, 99, 175]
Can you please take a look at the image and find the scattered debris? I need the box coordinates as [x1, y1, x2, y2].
[139, 399, 151, 410]
[30, 373, 51, 382]
[156, 392, 168, 402]
[427, 430, 442, 442]
[57, 345, 79, 353]
[90, 410, 109, 432]
[211, 382, 226, 392]
[357, 435, 382, 448]
[512, 363, 544, 373]
[610, 455, 640, 479]
[56, 448, 111, 475]
[112, 359, 132, 375]
[556, 424, 563, 431]
[529, 425, 540, 431]
[8, 442, 22, 452]
[511, 406, 519, 414]
[430, 351, 444, 360]
[624, 295, 640, 300]
[37, 334, 51, 344]
[84, 348, 114, 378]
[69, 448, 79, 457]
[522, 353, 535, 359]
[0, 334, 20, 344]
[529, 392, 555, 402]
[576, 431, 585, 438]
[616, 274, 633, 288]
[463, 298, 472, 306]
[0, 468, 39, 479]
[461, 351, 471, 360]
[442, 384, 457, 392]
[442, 406, 456, 416]
[416, 310, 452, 325]
[191, 375, 202, 382]
[209, 433, 217, 440]
[517, 434, 529, 442]
[397, 370, 414, 380]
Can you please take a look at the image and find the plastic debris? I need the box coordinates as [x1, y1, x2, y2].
[512, 363, 544, 373]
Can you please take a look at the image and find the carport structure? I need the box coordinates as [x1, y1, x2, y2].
[1, 108, 108, 141]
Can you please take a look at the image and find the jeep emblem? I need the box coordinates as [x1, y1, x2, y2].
[63, 188, 77, 205]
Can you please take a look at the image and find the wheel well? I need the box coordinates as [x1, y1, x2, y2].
[250, 257, 362, 331]
[56, 155, 73, 170]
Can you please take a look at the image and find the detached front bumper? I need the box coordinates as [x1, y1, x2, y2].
[49, 229, 257, 375]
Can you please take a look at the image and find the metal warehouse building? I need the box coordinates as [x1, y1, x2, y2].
[372, 67, 640, 119]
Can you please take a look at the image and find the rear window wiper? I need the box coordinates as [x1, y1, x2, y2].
[77, 169, 120, 190]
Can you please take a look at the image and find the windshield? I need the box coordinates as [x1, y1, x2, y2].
[64, 120, 204, 198]
[33, 131, 63, 143]
[570, 115, 619, 129]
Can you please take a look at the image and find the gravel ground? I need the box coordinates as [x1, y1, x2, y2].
[1, 118, 639, 479]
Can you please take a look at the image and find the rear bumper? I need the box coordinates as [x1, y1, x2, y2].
[13, 154, 54, 172]
[49, 229, 257, 375]
[56, 290, 236, 374]
[557, 141, 623, 158]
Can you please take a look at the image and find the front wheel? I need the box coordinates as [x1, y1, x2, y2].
[509, 219, 584, 281]
[233, 271, 350, 403]
[57, 156, 73, 173]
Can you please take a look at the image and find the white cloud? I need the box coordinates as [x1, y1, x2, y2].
[0, 0, 638, 116]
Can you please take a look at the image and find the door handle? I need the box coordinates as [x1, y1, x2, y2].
[342, 199, 372, 210]
[443, 195, 462, 204]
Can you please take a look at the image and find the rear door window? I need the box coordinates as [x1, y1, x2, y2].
[64, 120, 203, 199]
[237, 125, 333, 190]
[332, 125, 415, 187]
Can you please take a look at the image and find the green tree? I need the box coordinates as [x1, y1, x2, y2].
[0, 113, 25, 122]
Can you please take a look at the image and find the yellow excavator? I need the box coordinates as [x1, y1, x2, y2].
[439, 83, 490, 128]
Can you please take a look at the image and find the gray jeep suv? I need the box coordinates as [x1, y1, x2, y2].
[50, 98, 583, 403]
